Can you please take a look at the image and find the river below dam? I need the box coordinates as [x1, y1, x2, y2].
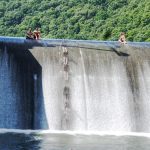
[0, 130, 150, 150]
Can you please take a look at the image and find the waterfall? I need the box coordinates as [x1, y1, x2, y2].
[0, 37, 150, 132]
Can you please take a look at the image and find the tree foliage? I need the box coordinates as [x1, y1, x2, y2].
[0, 0, 149, 41]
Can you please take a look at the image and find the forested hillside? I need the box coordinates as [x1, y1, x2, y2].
[0, 0, 149, 41]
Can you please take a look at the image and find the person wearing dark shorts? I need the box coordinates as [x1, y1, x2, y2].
[26, 28, 34, 39]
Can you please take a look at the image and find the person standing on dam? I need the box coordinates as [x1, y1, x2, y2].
[63, 46, 69, 80]
[118, 32, 127, 44]
[63, 47, 68, 66]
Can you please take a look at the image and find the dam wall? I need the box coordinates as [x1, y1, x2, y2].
[0, 36, 150, 132]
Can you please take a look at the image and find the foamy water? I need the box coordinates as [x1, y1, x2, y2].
[0, 129, 150, 150]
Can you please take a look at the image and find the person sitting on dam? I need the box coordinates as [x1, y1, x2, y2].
[33, 28, 41, 40]
[26, 28, 34, 40]
[118, 32, 127, 44]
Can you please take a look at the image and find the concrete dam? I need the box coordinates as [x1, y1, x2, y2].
[0, 36, 150, 132]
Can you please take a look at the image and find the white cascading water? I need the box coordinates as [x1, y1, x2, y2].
[30, 42, 150, 132]
[69, 48, 134, 131]
[137, 61, 150, 132]
[30, 47, 64, 130]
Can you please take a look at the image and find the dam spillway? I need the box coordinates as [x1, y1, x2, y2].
[0, 37, 150, 132]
